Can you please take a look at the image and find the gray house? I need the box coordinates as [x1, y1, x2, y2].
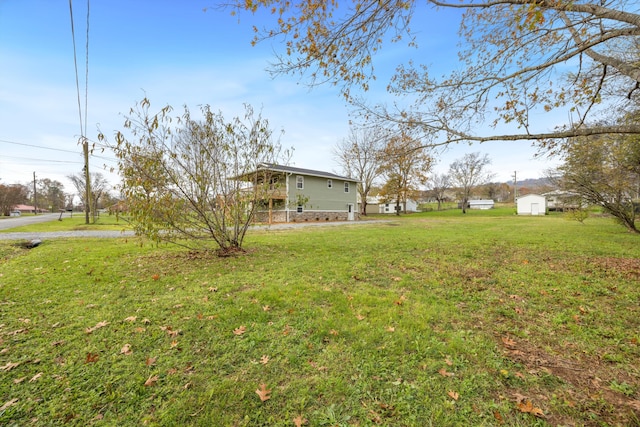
[237, 163, 359, 223]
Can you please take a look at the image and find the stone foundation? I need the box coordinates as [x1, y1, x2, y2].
[254, 210, 358, 223]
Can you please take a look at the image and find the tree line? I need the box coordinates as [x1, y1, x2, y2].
[0, 173, 115, 217]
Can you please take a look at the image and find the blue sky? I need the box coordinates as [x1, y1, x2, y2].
[0, 0, 557, 196]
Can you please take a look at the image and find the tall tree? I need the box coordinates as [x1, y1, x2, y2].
[448, 152, 494, 213]
[36, 178, 66, 212]
[556, 128, 640, 233]
[68, 172, 110, 222]
[333, 126, 385, 215]
[106, 99, 288, 253]
[379, 131, 432, 214]
[230, 1, 640, 147]
[0, 184, 27, 216]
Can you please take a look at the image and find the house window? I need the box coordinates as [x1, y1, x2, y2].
[344, 182, 350, 193]
[296, 176, 304, 190]
[327, 179, 333, 189]
[297, 204, 303, 213]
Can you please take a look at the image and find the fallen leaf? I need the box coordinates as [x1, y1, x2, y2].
[517, 400, 545, 418]
[438, 368, 454, 377]
[151, 274, 160, 281]
[293, 415, 308, 426]
[255, 383, 271, 402]
[51, 340, 65, 347]
[447, 390, 459, 401]
[501, 336, 516, 348]
[146, 357, 157, 366]
[394, 295, 407, 305]
[260, 355, 269, 365]
[0, 361, 20, 371]
[13, 377, 26, 384]
[120, 344, 133, 355]
[28, 373, 42, 383]
[233, 325, 246, 336]
[0, 398, 18, 411]
[386, 326, 395, 332]
[170, 340, 178, 348]
[329, 329, 339, 336]
[356, 314, 366, 321]
[262, 305, 270, 311]
[85, 353, 99, 363]
[85, 321, 109, 334]
[444, 357, 453, 366]
[493, 410, 504, 424]
[144, 375, 158, 387]
[123, 316, 137, 322]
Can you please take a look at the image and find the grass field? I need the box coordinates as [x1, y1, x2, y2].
[1, 210, 639, 426]
[0, 214, 130, 233]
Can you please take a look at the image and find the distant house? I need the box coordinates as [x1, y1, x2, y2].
[235, 163, 359, 223]
[379, 199, 419, 214]
[362, 195, 419, 214]
[517, 194, 546, 215]
[13, 204, 47, 214]
[543, 190, 580, 212]
[469, 199, 495, 210]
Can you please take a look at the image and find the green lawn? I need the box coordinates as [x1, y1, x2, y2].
[1, 212, 639, 426]
[0, 214, 130, 233]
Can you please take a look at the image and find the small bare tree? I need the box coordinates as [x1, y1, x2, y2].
[68, 172, 110, 222]
[449, 152, 494, 213]
[107, 99, 288, 254]
[426, 173, 451, 211]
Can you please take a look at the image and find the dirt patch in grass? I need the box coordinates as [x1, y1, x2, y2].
[591, 257, 640, 280]
[500, 336, 640, 426]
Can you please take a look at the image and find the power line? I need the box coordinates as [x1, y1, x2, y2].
[0, 138, 118, 162]
[0, 154, 83, 164]
[0, 138, 80, 154]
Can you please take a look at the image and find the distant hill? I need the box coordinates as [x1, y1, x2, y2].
[513, 177, 551, 188]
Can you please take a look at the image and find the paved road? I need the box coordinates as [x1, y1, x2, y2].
[0, 213, 62, 230]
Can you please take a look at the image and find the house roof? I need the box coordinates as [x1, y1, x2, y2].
[237, 163, 359, 182]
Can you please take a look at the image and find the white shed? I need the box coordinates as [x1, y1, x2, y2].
[469, 199, 495, 210]
[517, 194, 546, 215]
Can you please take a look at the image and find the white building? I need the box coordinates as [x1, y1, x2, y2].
[517, 194, 547, 215]
[469, 199, 495, 210]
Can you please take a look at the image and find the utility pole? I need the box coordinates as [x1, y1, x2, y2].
[33, 171, 37, 215]
[83, 137, 91, 224]
[513, 171, 518, 204]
